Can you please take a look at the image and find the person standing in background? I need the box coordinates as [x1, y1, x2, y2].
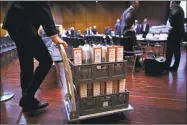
[120, 0, 142, 67]
[141, 18, 150, 37]
[2, 1, 68, 112]
[120, 0, 139, 45]
[134, 20, 141, 34]
[165, 1, 184, 71]
[114, 19, 121, 35]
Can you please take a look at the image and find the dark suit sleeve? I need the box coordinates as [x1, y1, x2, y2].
[169, 8, 183, 28]
[125, 11, 134, 29]
[35, 2, 59, 36]
[21, 2, 59, 37]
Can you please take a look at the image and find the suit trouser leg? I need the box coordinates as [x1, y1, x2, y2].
[173, 42, 181, 69]
[166, 42, 174, 69]
[7, 25, 53, 99]
[7, 29, 34, 96]
[24, 36, 53, 98]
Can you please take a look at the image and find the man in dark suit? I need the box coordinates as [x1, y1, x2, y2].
[76, 30, 83, 38]
[88, 27, 93, 35]
[120, 0, 142, 67]
[70, 27, 75, 37]
[2, 1, 68, 112]
[85, 28, 89, 35]
[165, 1, 184, 71]
[65, 28, 71, 36]
[120, 0, 139, 45]
[141, 18, 150, 37]
[114, 19, 121, 35]
[105, 26, 112, 36]
[92, 26, 97, 35]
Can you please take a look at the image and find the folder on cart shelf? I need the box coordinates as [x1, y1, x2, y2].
[73, 48, 82, 65]
[107, 46, 116, 62]
[119, 79, 126, 93]
[93, 82, 101, 96]
[106, 81, 113, 95]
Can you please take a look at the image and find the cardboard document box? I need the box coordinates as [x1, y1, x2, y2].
[73, 48, 82, 65]
[80, 83, 87, 98]
[119, 79, 126, 93]
[93, 47, 102, 64]
[100, 82, 106, 95]
[113, 80, 119, 94]
[116, 46, 124, 62]
[93, 82, 101, 96]
[106, 81, 113, 95]
[107, 46, 116, 62]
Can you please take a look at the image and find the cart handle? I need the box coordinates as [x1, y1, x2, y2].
[57, 44, 77, 112]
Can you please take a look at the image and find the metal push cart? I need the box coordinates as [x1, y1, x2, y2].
[57, 44, 134, 123]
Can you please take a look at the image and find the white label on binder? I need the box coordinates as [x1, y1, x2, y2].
[108, 47, 116, 62]
[80, 84, 87, 98]
[119, 79, 126, 93]
[106, 81, 113, 94]
[103, 101, 108, 107]
[116, 47, 124, 62]
[94, 48, 102, 64]
[93, 82, 100, 96]
[73, 49, 82, 65]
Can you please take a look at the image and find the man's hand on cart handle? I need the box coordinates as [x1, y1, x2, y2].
[51, 34, 68, 48]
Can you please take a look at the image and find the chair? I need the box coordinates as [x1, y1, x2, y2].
[119, 36, 144, 73]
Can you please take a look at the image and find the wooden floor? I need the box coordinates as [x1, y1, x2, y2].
[0, 49, 186, 124]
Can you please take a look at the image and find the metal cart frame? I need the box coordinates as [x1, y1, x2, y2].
[57, 44, 134, 123]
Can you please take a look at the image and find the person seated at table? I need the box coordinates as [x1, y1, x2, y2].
[115, 19, 121, 35]
[76, 30, 83, 38]
[65, 28, 71, 37]
[105, 26, 112, 36]
[85, 28, 89, 35]
[70, 27, 75, 37]
[134, 20, 141, 34]
[92, 26, 97, 35]
[141, 18, 150, 37]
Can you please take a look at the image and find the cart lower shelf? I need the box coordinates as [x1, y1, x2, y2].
[64, 100, 134, 122]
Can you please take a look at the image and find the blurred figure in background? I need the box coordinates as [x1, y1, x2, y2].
[88, 27, 93, 35]
[92, 25, 97, 35]
[114, 19, 121, 35]
[165, 1, 184, 71]
[85, 28, 89, 35]
[120, 0, 142, 67]
[134, 20, 141, 34]
[65, 28, 71, 37]
[70, 27, 75, 37]
[105, 26, 112, 36]
[141, 18, 150, 37]
[76, 30, 83, 38]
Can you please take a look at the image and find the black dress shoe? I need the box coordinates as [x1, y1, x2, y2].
[20, 98, 49, 112]
[22, 101, 49, 112]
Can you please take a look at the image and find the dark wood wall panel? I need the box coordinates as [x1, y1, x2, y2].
[0, 1, 169, 34]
